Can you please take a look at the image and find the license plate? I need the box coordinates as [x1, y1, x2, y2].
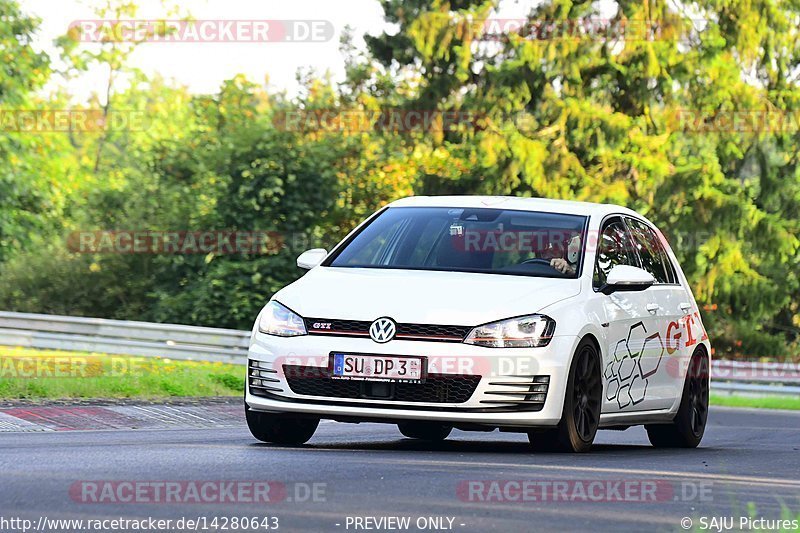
[330, 353, 425, 382]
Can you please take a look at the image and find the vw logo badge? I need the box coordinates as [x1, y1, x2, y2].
[369, 317, 397, 343]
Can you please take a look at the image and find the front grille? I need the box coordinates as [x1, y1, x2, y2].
[397, 323, 472, 341]
[283, 365, 479, 404]
[304, 318, 471, 342]
[305, 318, 371, 335]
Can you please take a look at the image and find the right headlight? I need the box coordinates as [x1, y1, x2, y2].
[257, 301, 307, 337]
[463, 314, 555, 348]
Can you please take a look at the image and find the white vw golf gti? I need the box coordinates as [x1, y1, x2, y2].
[245, 196, 710, 452]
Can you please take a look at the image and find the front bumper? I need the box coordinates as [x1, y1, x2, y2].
[244, 332, 579, 428]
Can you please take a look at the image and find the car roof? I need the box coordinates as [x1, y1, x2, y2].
[387, 195, 644, 221]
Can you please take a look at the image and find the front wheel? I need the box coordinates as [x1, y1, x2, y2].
[245, 408, 319, 445]
[528, 338, 602, 453]
[398, 421, 452, 441]
[646, 349, 709, 448]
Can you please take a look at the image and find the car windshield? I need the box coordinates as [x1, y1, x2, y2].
[327, 206, 588, 278]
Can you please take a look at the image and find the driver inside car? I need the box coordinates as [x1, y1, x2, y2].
[549, 234, 581, 276]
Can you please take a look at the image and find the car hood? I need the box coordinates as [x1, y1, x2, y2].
[273, 267, 581, 326]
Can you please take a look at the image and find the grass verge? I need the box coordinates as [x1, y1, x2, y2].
[3, 347, 799, 408]
[0, 346, 243, 399]
[710, 394, 800, 411]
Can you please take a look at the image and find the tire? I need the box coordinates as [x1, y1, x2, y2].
[646, 349, 709, 448]
[398, 421, 452, 441]
[245, 408, 319, 445]
[528, 338, 602, 453]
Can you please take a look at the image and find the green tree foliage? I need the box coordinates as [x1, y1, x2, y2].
[364, 0, 800, 356]
[0, 0, 797, 357]
[0, 0, 73, 261]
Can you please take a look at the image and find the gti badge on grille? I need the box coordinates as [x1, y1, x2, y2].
[369, 317, 396, 343]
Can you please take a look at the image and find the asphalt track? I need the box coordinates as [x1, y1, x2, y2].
[0, 406, 798, 533]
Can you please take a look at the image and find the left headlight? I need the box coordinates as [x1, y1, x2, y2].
[258, 301, 307, 337]
[463, 314, 555, 348]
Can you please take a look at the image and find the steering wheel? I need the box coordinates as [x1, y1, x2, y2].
[520, 257, 553, 266]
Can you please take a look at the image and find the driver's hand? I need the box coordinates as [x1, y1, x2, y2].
[550, 258, 575, 275]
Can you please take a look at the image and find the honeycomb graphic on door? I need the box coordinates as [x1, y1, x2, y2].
[604, 321, 665, 409]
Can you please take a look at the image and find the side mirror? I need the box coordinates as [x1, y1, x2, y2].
[297, 248, 328, 270]
[600, 265, 655, 295]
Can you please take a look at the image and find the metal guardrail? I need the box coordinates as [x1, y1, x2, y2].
[0, 311, 797, 396]
[0, 311, 249, 363]
[709, 360, 800, 396]
[712, 382, 800, 396]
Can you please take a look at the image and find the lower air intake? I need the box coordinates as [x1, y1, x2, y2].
[282, 365, 479, 404]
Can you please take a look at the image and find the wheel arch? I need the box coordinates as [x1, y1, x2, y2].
[579, 332, 604, 396]
[570, 329, 605, 372]
[580, 332, 602, 357]
[682, 342, 710, 390]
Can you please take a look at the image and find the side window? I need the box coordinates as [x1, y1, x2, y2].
[593, 217, 640, 289]
[664, 253, 677, 283]
[626, 218, 676, 284]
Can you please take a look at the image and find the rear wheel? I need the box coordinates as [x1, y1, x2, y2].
[646, 349, 709, 448]
[245, 408, 319, 445]
[398, 421, 452, 441]
[528, 338, 602, 453]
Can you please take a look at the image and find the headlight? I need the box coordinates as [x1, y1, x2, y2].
[464, 314, 555, 348]
[258, 301, 307, 337]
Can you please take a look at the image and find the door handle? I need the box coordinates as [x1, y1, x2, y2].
[679, 302, 692, 312]
[646, 303, 659, 313]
